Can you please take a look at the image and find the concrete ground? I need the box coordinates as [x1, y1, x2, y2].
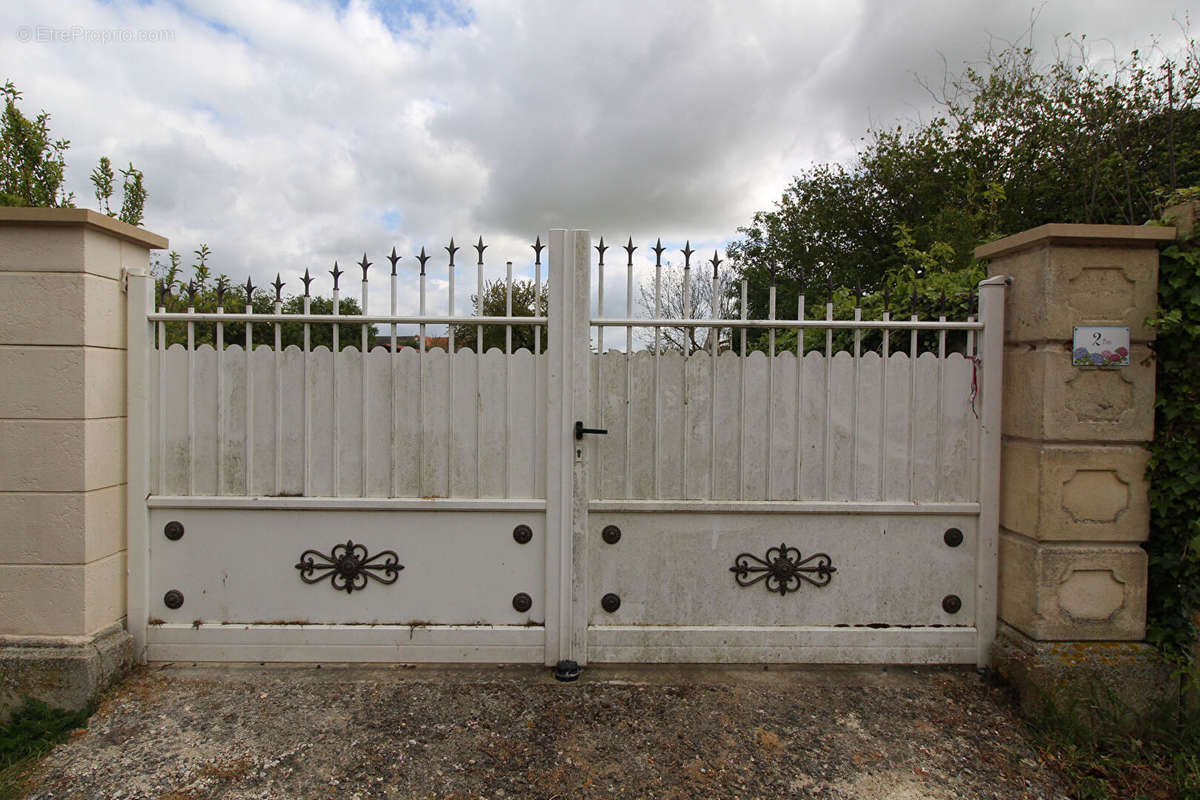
[22, 663, 1069, 799]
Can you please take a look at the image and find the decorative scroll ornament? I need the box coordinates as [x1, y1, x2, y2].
[730, 544, 836, 596]
[295, 540, 403, 593]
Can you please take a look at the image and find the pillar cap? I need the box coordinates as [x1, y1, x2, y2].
[0, 207, 168, 249]
[975, 223, 1175, 260]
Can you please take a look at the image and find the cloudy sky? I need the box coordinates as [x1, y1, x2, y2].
[0, 0, 1192, 317]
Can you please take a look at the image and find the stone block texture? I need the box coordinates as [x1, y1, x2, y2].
[0, 209, 165, 643]
[979, 223, 1170, 644]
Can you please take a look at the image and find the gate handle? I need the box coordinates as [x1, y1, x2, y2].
[575, 421, 608, 440]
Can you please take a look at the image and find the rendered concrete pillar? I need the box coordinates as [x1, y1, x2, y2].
[0, 208, 167, 716]
[976, 223, 1174, 643]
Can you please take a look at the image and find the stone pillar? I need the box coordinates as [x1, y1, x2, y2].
[976, 223, 1176, 714]
[0, 208, 167, 716]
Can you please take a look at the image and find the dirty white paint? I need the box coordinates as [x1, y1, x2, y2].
[131, 232, 1006, 666]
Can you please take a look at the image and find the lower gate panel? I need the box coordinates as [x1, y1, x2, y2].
[585, 509, 980, 664]
[145, 506, 545, 662]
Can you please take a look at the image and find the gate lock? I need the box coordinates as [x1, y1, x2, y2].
[575, 421, 608, 440]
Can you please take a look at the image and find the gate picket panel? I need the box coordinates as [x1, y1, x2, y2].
[596, 351, 627, 499]
[449, 348, 478, 497]
[391, 347, 422, 496]
[160, 344, 189, 495]
[767, 353, 798, 500]
[656, 352, 685, 499]
[911, 352, 941, 501]
[507, 349, 538, 498]
[798, 350, 827, 500]
[882, 352, 912, 501]
[855, 351, 883, 501]
[683, 351, 713, 500]
[305, 347, 333, 497]
[420, 349, 450, 497]
[711, 351, 742, 500]
[364, 348, 391, 497]
[626, 352, 656, 499]
[277, 347, 305, 497]
[826, 351, 854, 500]
[478, 349, 507, 498]
[192, 345, 218, 496]
[249, 346, 278, 496]
[741, 351, 770, 499]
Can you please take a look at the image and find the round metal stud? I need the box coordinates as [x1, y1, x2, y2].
[942, 594, 962, 614]
[164, 520, 184, 541]
[601, 593, 621, 613]
[512, 524, 533, 545]
[943, 527, 963, 548]
[512, 592, 532, 613]
[601, 525, 621, 545]
[163, 590, 184, 610]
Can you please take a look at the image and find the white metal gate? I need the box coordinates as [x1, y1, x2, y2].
[125, 229, 1005, 667]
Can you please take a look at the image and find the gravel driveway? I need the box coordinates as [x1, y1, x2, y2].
[23, 664, 1068, 799]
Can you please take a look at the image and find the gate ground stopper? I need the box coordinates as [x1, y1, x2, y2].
[554, 660, 580, 682]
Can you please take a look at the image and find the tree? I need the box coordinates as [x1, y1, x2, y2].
[636, 260, 739, 353]
[0, 81, 72, 207]
[727, 32, 1200, 335]
[1, 79, 147, 223]
[153, 247, 375, 351]
[452, 278, 546, 353]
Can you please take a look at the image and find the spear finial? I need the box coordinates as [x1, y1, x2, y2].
[595, 236, 608, 266]
[244, 276, 256, 302]
[652, 238, 666, 266]
[445, 238, 459, 267]
[473, 236, 487, 265]
[709, 250, 722, 279]
[158, 282, 172, 308]
[417, 246, 430, 275]
[272, 273, 285, 302]
[387, 246, 401, 275]
[623, 236, 637, 266]
[329, 261, 343, 291]
[301, 269, 313, 297]
[358, 252, 371, 281]
[532, 235, 545, 265]
[216, 276, 228, 307]
[681, 240, 694, 269]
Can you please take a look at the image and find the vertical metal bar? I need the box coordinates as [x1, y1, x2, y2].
[975, 275, 1007, 668]
[331, 287, 339, 497]
[475, 254, 483, 498]
[823, 296, 833, 501]
[418, 268, 427, 498]
[624, 249, 633, 499]
[361, 279, 369, 497]
[851, 306, 861, 500]
[390, 266, 398, 497]
[274, 295, 283, 496]
[968, 310, 979, 502]
[879, 309, 890, 500]
[595, 247, 604, 500]
[908, 313, 918, 502]
[505, 261, 513, 499]
[709, 268, 719, 500]
[532, 251, 540, 493]
[303, 294, 311, 497]
[447, 254, 455, 498]
[681, 263, 690, 497]
[652, 259, 661, 499]
[216, 302, 224, 495]
[186, 299, 195, 496]
[126, 269, 154, 663]
[935, 311, 947, 502]
[766, 284, 776, 498]
[157, 308, 165, 496]
[738, 279, 747, 500]
[794, 293, 805, 500]
[245, 315, 254, 496]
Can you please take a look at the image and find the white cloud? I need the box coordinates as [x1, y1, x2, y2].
[0, 0, 1190, 321]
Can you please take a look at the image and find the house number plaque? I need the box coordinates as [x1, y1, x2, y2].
[1073, 326, 1130, 367]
